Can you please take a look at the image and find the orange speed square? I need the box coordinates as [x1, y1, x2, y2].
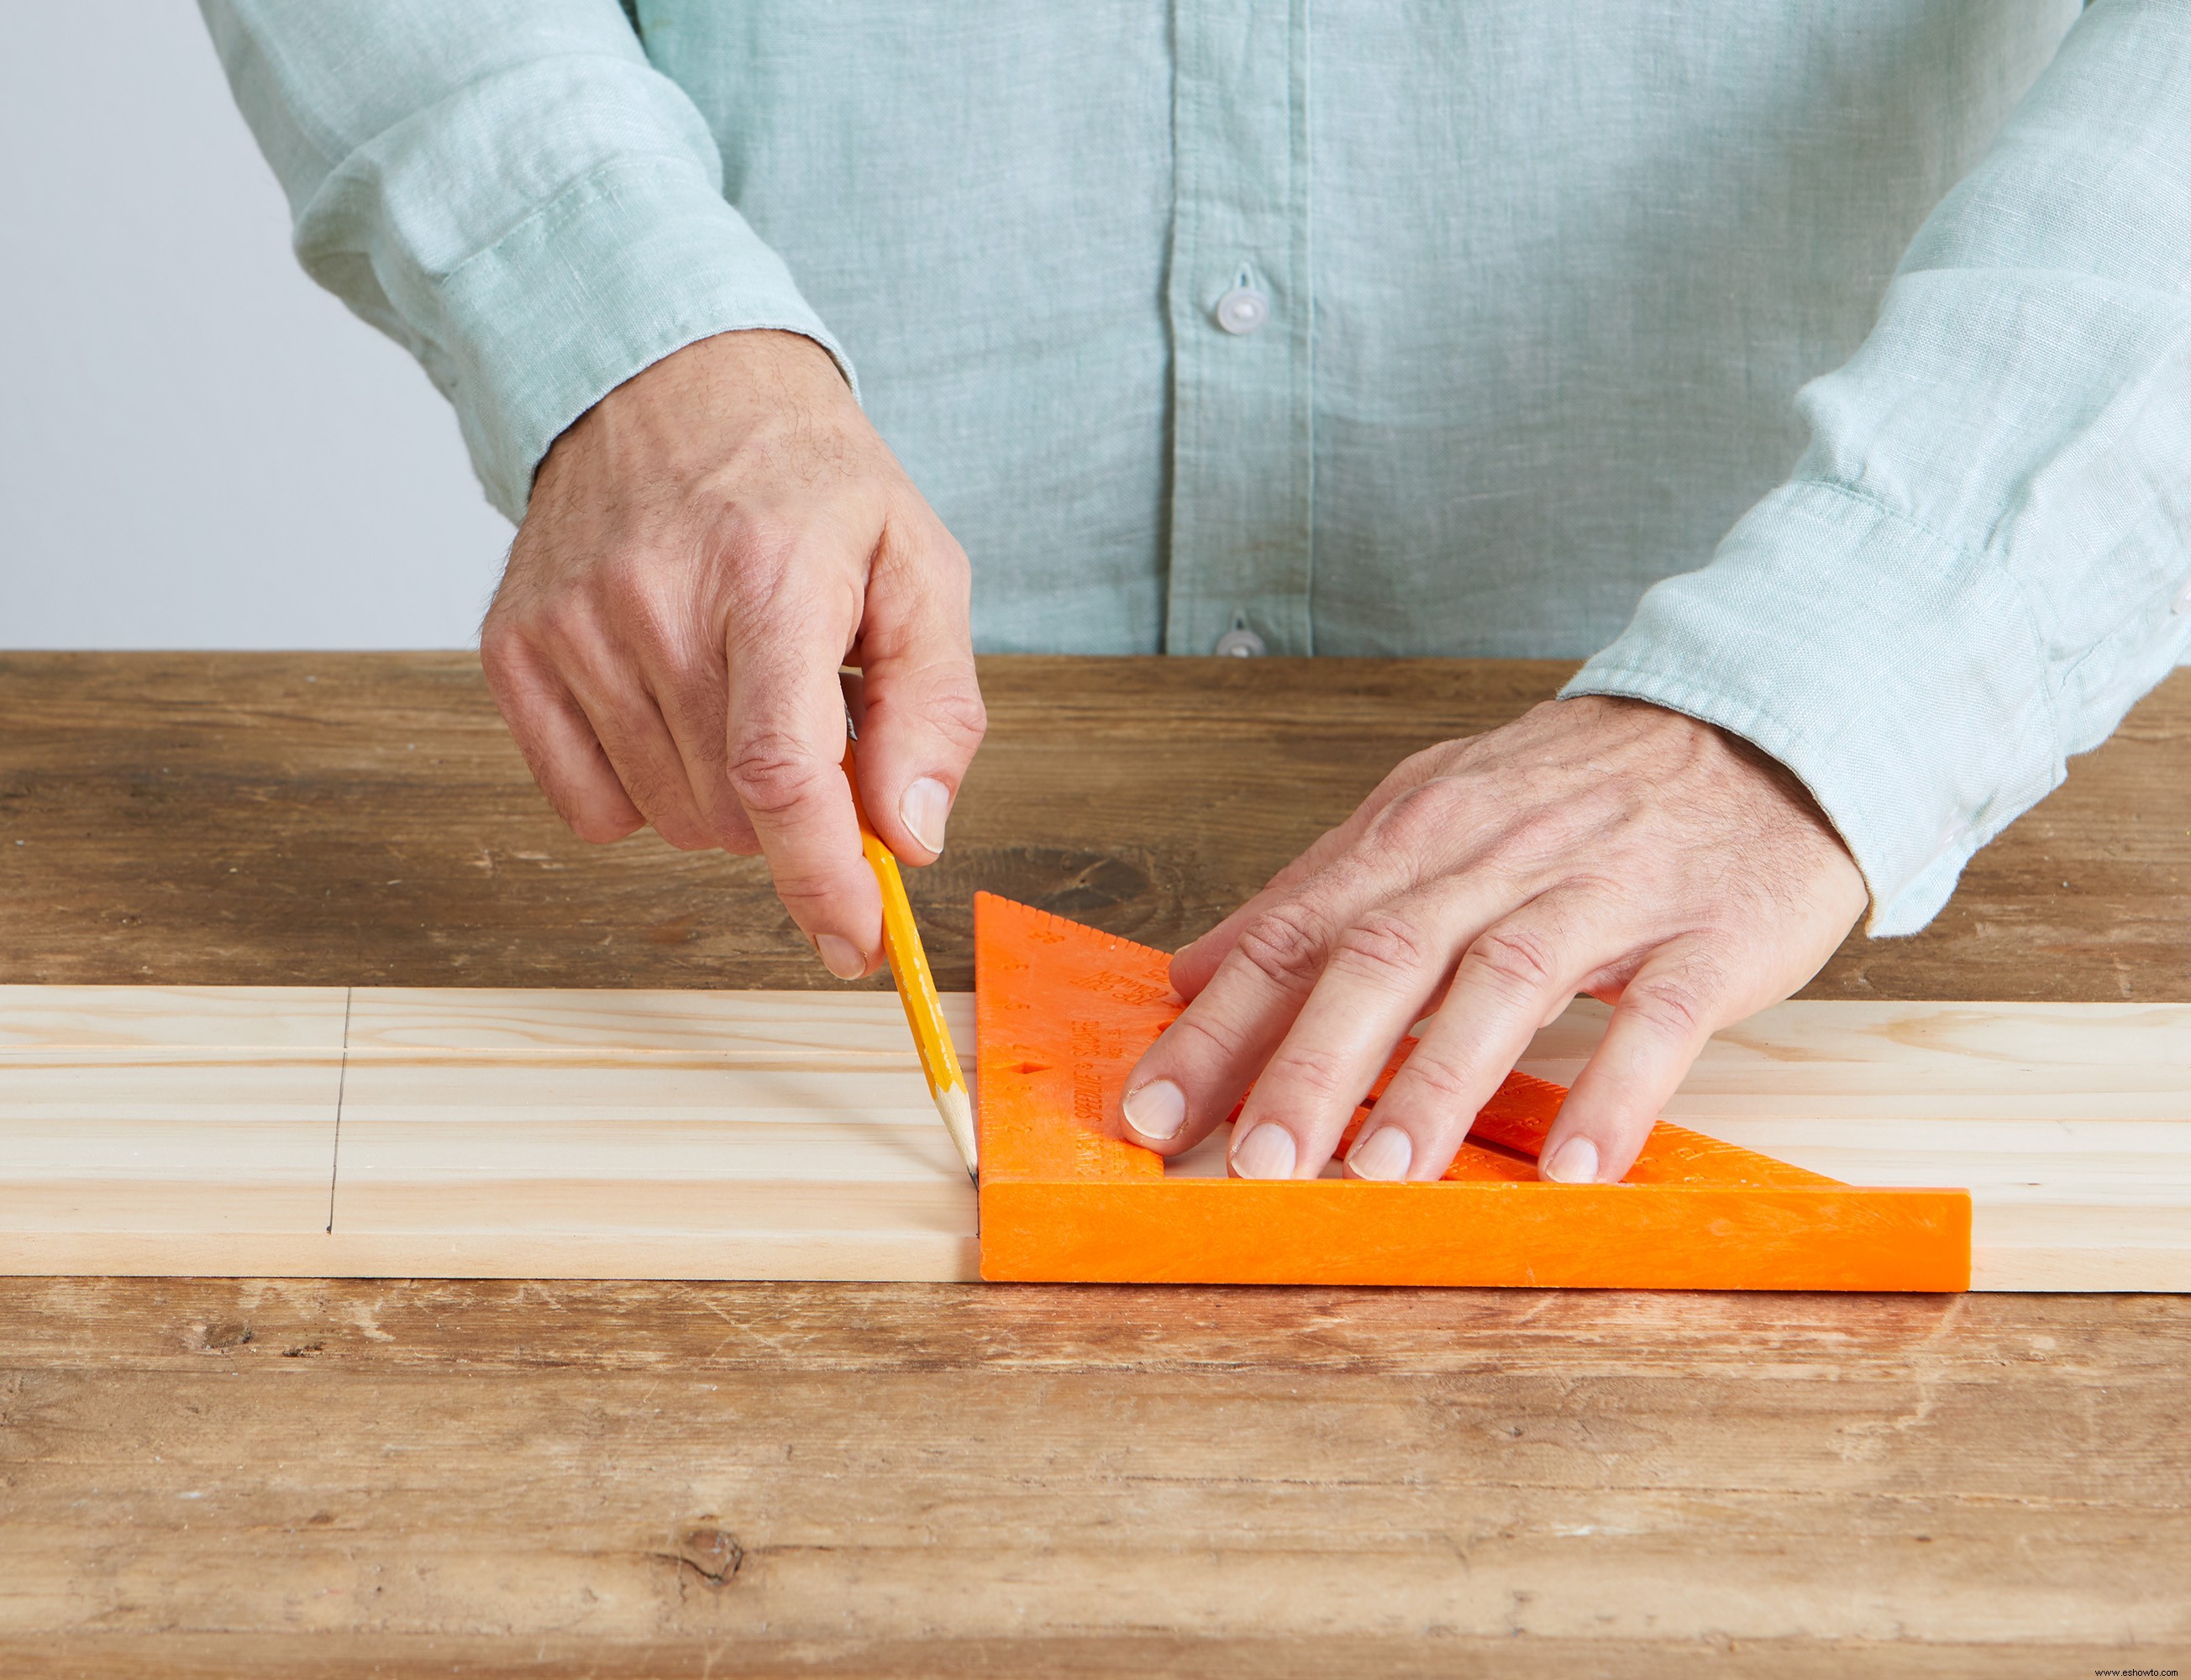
[973, 893, 1971, 1291]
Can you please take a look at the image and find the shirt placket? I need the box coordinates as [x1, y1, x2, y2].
[1164, 0, 1314, 657]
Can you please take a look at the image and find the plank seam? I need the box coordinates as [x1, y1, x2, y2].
[327, 985, 353, 1234]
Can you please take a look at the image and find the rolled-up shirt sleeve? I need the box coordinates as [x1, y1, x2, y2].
[1565, 0, 2191, 935]
[200, 0, 854, 522]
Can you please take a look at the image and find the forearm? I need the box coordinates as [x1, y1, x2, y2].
[1568, 0, 2191, 933]
[200, 0, 849, 519]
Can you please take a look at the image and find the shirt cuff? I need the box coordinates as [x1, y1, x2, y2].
[429, 157, 855, 521]
[1562, 480, 2061, 936]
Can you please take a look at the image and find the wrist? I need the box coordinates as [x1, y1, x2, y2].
[535, 328, 859, 506]
[618, 327, 850, 409]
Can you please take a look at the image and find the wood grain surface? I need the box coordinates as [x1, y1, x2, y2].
[2, 653, 2187, 1675]
[5, 653, 2188, 1000]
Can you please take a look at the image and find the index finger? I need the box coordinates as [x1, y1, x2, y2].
[722, 596, 882, 979]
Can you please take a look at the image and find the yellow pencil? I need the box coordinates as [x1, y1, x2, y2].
[839, 738, 977, 1180]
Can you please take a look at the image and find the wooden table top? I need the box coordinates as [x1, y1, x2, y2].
[2, 652, 2186, 1676]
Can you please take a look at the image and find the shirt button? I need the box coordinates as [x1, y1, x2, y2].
[2174, 577, 2191, 614]
[1213, 286, 1270, 336]
[1213, 626, 1267, 657]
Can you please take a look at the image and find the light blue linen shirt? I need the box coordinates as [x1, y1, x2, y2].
[202, 0, 2191, 934]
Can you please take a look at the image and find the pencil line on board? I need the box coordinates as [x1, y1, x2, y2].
[328, 985, 353, 1234]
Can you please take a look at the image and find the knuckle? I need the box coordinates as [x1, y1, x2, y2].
[652, 815, 714, 852]
[768, 870, 847, 922]
[927, 679, 988, 752]
[478, 642, 533, 713]
[1624, 969, 1715, 1042]
[725, 732, 831, 817]
[1500, 807, 1589, 868]
[709, 507, 804, 580]
[1467, 923, 1563, 997]
[654, 667, 729, 742]
[591, 543, 651, 597]
[1231, 903, 1332, 996]
[596, 746, 674, 814]
[610, 577, 683, 648]
[1264, 1042, 1355, 1105]
[872, 671, 986, 758]
[1330, 911, 1437, 987]
[597, 556, 707, 653]
[528, 596, 602, 664]
[478, 613, 522, 674]
[1364, 783, 1453, 859]
[565, 803, 640, 845]
[482, 585, 569, 669]
[1159, 1008, 1251, 1070]
[699, 798, 758, 853]
[906, 522, 973, 586]
[1383, 739, 1467, 795]
[1387, 1047, 1483, 1117]
[1391, 743, 1448, 781]
[1555, 869, 1626, 912]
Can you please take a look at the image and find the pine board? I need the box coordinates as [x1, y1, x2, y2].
[0, 986, 2183, 1289]
[0, 987, 979, 1281]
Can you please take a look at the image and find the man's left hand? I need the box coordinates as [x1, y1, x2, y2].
[1117, 696, 1868, 1184]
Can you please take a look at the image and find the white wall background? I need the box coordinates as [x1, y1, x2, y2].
[0, 3, 512, 650]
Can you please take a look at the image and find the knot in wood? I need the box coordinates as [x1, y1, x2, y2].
[190, 1320, 255, 1353]
[673, 1524, 743, 1588]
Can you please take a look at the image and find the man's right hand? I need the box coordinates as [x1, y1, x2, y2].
[480, 329, 985, 979]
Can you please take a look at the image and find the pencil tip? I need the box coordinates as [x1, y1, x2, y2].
[935, 1083, 978, 1178]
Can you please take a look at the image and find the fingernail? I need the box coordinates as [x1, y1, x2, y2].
[1348, 1126, 1413, 1182]
[1232, 1123, 1298, 1180]
[900, 777, 951, 855]
[1122, 1078, 1186, 1141]
[1543, 1136, 1600, 1184]
[815, 934, 867, 980]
